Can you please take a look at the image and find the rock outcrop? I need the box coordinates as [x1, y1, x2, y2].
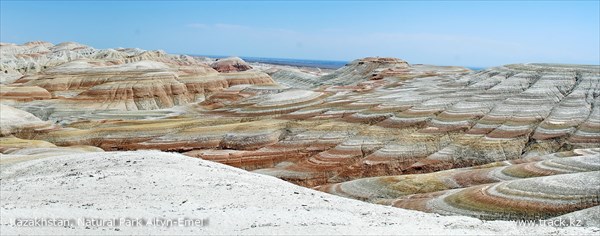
[0, 104, 52, 136]
[211, 56, 252, 73]
[317, 57, 469, 86]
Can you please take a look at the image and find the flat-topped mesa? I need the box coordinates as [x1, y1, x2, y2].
[211, 57, 253, 73]
[316, 57, 409, 86]
[313, 57, 471, 87]
[358, 57, 409, 65]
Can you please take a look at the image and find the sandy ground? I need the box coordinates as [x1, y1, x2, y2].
[1, 150, 598, 235]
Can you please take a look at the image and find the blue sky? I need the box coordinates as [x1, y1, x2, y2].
[1, 1, 599, 67]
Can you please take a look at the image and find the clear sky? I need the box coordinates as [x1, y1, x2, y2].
[1, 1, 599, 67]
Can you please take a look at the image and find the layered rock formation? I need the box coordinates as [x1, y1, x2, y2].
[1, 42, 275, 120]
[266, 68, 321, 89]
[316, 149, 600, 220]
[1, 41, 598, 224]
[264, 57, 470, 89]
[211, 56, 252, 72]
[0, 84, 51, 101]
[13, 60, 270, 111]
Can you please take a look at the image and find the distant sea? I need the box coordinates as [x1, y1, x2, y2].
[194, 55, 485, 71]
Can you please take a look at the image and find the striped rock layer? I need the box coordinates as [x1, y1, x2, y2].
[316, 149, 600, 221]
[1, 42, 275, 121]
[2, 42, 598, 222]
[7, 62, 598, 184]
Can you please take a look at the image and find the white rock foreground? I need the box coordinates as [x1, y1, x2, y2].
[1, 151, 597, 235]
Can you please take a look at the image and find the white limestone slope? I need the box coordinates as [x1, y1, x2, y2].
[1, 150, 597, 235]
[0, 104, 51, 136]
